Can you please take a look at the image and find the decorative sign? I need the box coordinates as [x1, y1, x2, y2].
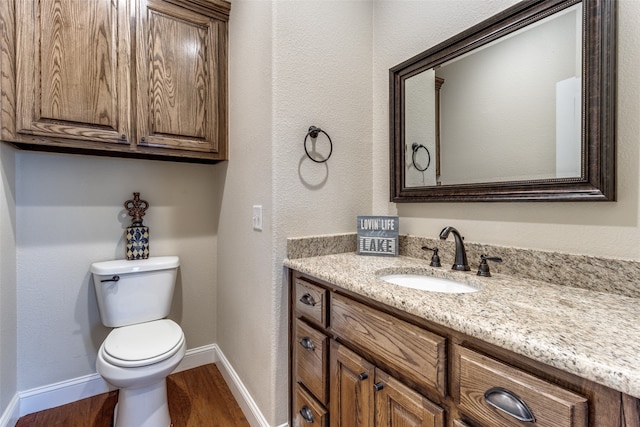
[357, 216, 399, 256]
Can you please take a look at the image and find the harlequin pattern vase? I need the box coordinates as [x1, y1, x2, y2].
[126, 226, 150, 260]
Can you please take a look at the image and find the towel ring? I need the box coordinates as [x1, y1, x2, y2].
[411, 143, 431, 172]
[304, 126, 333, 163]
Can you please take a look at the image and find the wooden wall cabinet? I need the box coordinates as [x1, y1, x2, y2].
[0, 0, 229, 163]
[289, 270, 640, 427]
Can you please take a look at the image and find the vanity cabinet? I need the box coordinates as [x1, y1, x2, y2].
[289, 269, 640, 427]
[292, 274, 444, 427]
[1, 0, 229, 163]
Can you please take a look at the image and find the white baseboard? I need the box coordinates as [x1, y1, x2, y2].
[0, 344, 288, 427]
[175, 343, 218, 373]
[0, 344, 218, 427]
[215, 348, 273, 427]
[18, 372, 115, 420]
[0, 394, 19, 427]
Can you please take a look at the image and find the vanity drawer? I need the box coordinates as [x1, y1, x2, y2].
[295, 277, 327, 327]
[294, 384, 327, 427]
[330, 293, 446, 396]
[295, 320, 328, 404]
[453, 345, 587, 427]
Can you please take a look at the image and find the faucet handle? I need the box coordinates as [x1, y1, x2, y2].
[421, 246, 441, 267]
[477, 254, 503, 277]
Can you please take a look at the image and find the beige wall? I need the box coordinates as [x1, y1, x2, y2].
[0, 144, 17, 412]
[220, 0, 373, 425]
[373, 0, 640, 261]
[217, 0, 275, 423]
[15, 152, 221, 390]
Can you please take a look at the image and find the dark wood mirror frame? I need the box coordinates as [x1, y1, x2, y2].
[390, 0, 616, 202]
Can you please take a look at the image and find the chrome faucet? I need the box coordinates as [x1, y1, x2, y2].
[439, 226, 470, 271]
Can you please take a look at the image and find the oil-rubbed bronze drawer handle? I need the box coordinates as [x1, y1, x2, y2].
[299, 337, 315, 351]
[373, 382, 384, 392]
[358, 372, 369, 381]
[300, 406, 314, 423]
[484, 387, 535, 422]
[299, 293, 316, 306]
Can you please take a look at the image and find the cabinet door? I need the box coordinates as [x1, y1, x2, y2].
[330, 341, 375, 427]
[374, 369, 444, 427]
[15, 0, 132, 144]
[136, 0, 227, 157]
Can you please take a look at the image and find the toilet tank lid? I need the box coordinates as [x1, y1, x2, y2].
[90, 256, 179, 275]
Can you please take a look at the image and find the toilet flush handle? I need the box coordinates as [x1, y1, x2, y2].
[100, 275, 120, 283]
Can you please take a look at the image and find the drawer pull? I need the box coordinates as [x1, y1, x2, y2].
[484, 387, 535, 422]
[299, 293, 317, 306]
[300, 406, 314, 423]
[358, 372, 369, 381]
[373, 382, 384, 391]
[299, 337, 315, 351]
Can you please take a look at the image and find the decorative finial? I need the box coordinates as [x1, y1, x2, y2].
[124, 192, 149, 226]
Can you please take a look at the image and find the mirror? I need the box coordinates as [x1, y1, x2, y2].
[390, 0, 616, 202]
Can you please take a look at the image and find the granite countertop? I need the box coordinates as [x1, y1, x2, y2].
[284, 252, 640, 399]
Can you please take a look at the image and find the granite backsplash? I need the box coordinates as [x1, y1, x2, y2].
[287, 233, 640, 299]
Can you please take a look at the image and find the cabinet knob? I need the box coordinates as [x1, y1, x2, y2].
[299, 337, 315, 351]
[484, 387, 535, 422]
[120, 134, 127, 141]
[299, 293, 316, 306]
[373, 382, 384, 391]
[299, 406, 314, 423]
[358, 372, 369, 381]
[140, 136, 146, 142]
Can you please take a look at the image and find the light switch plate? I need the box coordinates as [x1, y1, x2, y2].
[252, 205, 263, 231]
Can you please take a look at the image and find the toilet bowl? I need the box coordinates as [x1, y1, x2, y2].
[91, 256, 184, 427]
[96, 320, 186, 427]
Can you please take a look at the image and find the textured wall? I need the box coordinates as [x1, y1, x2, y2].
[373, 0, 640, 261]
[271, 1, 373, 423]
[15, 152, 221, 390]
[217, 0, 275, 424]
[220, 0, 373, 425]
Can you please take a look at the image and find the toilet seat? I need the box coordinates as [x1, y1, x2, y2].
[102, 319, 184, 368]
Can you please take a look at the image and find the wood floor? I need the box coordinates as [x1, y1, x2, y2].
[15, 364, 250, 427]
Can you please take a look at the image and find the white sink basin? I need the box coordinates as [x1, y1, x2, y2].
[379, 274, 479, 294]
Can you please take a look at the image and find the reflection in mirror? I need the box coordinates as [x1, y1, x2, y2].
[391, 0, 616, 202]
[405, 69, 437, 186]
[405, 4, 582, 188]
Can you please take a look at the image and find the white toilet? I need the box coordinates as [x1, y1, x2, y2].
[91, 256, 186, 427]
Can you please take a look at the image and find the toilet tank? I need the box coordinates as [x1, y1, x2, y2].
[91, 256, 180, 328]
